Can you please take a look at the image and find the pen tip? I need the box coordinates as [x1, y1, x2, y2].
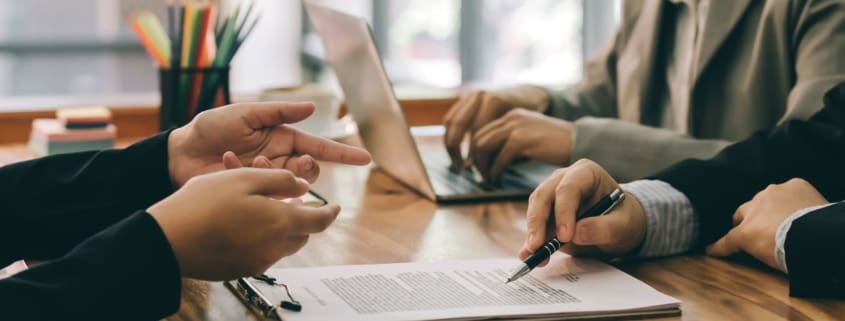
[505, 278, 512, 284]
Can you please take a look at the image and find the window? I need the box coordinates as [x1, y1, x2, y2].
[0, 0, 158, 96]
[309, 0, 618, 89]
[0, 0, 618, 109]
[379, 0, 461, 88]
[0, 0, 303, 103]
[475, 0, 584, 87]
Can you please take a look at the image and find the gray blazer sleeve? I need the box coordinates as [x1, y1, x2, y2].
[542, 0, 845, 182]
[540, 24, 729, 181]
[543, 31, 731, 181]
[570, 117, 731, 182]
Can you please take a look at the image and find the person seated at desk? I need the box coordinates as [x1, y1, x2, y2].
[0, 102, 372, 320]
[443, 0, 845, 183]
[520, 83, 845, 299]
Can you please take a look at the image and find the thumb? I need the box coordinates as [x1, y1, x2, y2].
[236, 101, 316, 129]
[234, 168, 310, 198]
[706, 228, 742, 257]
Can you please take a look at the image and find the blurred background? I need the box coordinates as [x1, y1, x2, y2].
[0, 0, 619, 109]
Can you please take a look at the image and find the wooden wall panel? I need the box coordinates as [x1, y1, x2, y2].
[0, 97, 457, 144]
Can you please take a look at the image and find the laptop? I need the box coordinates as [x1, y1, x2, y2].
[305, 2, 556, 202]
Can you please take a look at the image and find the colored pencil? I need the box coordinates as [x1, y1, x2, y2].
[131, 1, 261, 122]
[167, 2, 178, 68]
[138, 12, 172, 66]
[130, 16, 168, 66]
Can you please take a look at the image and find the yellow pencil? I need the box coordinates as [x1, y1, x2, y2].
[138, 12, 172, 67]
[181, 3, 196, 68]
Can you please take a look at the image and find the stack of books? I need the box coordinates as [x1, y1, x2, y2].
[28, 106, 117, 156]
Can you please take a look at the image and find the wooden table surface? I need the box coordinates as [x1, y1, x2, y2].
[2, 138, 844, 321]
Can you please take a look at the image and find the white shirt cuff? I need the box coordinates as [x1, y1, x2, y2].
[620, 180, 698, 257]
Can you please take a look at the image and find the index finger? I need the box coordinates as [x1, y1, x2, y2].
[234, 101, 317, 129]
[524, 170, 565, 253]
[553, 165, 603, 243]
[705, 228, 742, 257]
[444, 92, 482, 169]
[290, 128, 372, 165]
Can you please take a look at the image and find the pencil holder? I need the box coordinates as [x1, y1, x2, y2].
[158, 67, 231, 130]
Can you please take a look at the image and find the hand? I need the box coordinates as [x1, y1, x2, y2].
[443, 85, 550, 170]
[519, 159, 647, 266]
[706, 178, 828, 270]
[167, 102, 372, 187]
[472, 109, 574, 183]
[148, 168, 341, 280]
[221, 151, 316, 201]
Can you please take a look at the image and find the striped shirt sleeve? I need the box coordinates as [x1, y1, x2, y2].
[619, 180, 698, 257]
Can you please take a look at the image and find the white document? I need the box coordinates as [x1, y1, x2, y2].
[265, 254, 680, 321]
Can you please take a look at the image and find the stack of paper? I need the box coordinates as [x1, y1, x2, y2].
[254, 255, 680, 321]
[57, 106, 113, 129]
[29, 107, 116, 156]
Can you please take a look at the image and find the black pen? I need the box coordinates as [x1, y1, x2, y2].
[506, 188, 626, 283]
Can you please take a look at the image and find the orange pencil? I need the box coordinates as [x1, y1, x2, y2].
[200, 5, 217, 67]
[189, 5, 213, 118]
[193, 5, 211, 67]
[130, 18, 168, 66]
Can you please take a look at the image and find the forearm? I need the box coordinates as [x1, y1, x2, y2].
[622, 179, 845, 299]
[0, 211, 182, 320]
[0, 132, 175, 263]
[572, 117, 732, 182]
[653, 92, 845, 248]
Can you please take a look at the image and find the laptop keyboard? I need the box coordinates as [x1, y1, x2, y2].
[418, 146, 540, 195]
[421, 150, 530, 194]
[426, 161, 488, 194]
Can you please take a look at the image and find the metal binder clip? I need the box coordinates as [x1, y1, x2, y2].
[230, 274, 303, 320]
[235, 278, 284, 319]
[252, 274, 302, 312]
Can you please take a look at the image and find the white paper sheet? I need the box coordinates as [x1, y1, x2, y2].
[266, 254, 679, 321]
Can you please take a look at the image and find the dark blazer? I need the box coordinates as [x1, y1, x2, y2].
[652, 84, 845, 298]
[0, 133, 181, 320]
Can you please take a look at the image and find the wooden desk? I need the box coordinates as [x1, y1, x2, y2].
[1, 137, 844, 321]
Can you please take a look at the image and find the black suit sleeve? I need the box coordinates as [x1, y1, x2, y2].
[0, 132, 183, 319]
[784, 202, 845, 298]
[0, 132, 175, 266]
[650, 85, 845, 298]
[0, 211, 182, 321]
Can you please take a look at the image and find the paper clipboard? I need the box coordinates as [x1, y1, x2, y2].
[225, 189, 328, 320]
[225, 277, 290, 320]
